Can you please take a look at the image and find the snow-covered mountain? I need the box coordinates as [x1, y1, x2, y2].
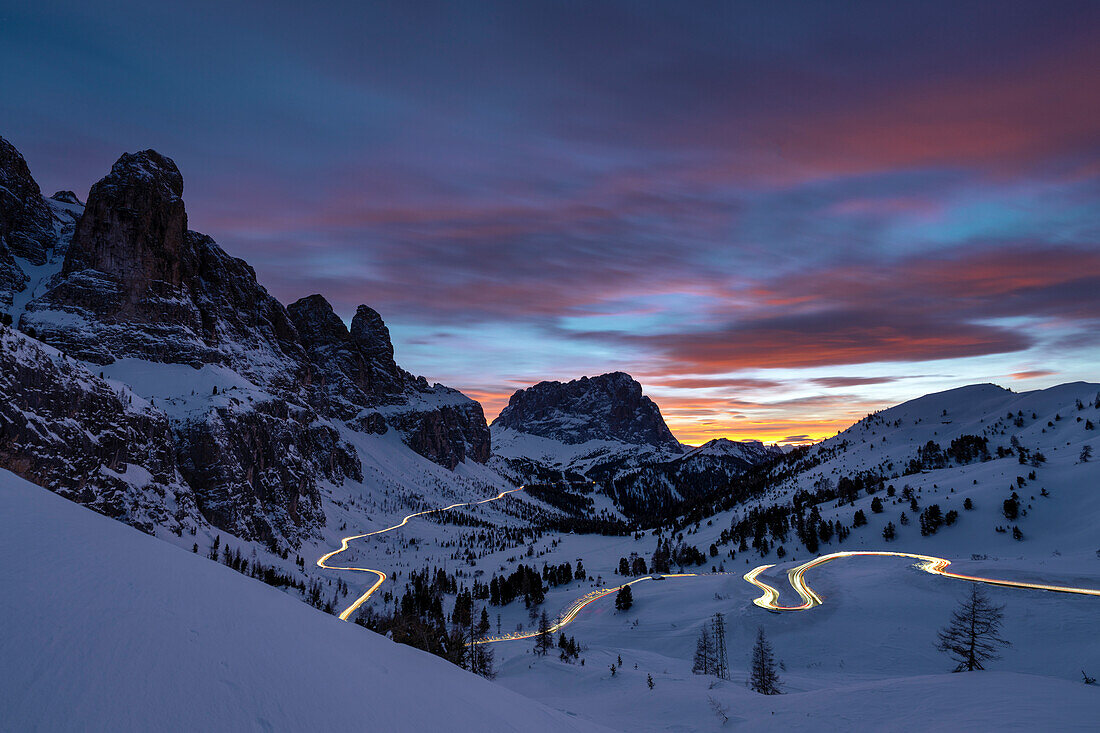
[0, 136, 496, 552]
[680, 437, 782, 465]
[494, 372, 682, 452]
[675, 381, 1100, 568]
[491, 373, 784, 518]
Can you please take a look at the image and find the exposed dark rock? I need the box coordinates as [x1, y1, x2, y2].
[0, 327, 199, 535]
[386, 397, 492, 469]
[1, 136, 492, 553]
[494, 371, 683, 452]
[288, 293, 491, 468]
[287, 294, 406, 415]
[173, 400, 361, 548]
[23, 151, 307, 395]
[0, 136, 55, 267]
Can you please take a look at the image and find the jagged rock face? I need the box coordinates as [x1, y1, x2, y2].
[288, 293, 491, 468]
[0, 327, 200, 536]
[0, 136, 57, 307]
[1, 136, 490, 554]
[287, 295, 407, 416]
[0, 136, 55, 267]
[494, 371, 683, 452]
[23, 151, 307, 395]
[385, 398, 492, 469]
[350, 304, 398, 368]
[173, 400, 361, 548]
[62, 150, 191, 289]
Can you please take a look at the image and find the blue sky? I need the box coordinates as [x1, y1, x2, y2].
[4, 1, 1099, 442]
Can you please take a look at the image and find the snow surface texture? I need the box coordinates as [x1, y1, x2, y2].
[0, 469, 605, 733]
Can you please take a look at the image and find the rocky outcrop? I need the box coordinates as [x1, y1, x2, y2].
[173, 400, 361, 548]
[0, 136, 55, 266]
[287, 295, 407, 417]
[0, 137, 492, 551]
[384, 395, 492, 469]
[0, 327, 200, 536]
[494, 372, 683, 452]
[288, 294, 491, 469]
[23, 150, 307, 395]
[0, 136, 57, 306]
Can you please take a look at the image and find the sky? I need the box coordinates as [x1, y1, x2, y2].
[3, 1, 1099, 444]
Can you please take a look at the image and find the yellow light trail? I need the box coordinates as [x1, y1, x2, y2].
[744, 550, 1100, 611]
[319, 486, 1100, 639]
[473, 572, 706, 645]
[317, 486, 529, 621]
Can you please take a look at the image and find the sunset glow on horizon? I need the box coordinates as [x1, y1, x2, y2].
[5, 1, 1099, 446]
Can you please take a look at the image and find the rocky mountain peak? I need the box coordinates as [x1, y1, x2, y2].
[62, 149, 192, 288]
[350, 304, 395, 363]
[494, 371, 683, 452]
[0, 135, 55, 268]
[50, 191, 83, 206]
[287, 294, 351, 348]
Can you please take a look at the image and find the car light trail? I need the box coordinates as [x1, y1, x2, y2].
[320, 487, 1099, 639]
[317, 486, 529, 621]
[472, 573, 710, 645]
[745, 550, 1100, 611]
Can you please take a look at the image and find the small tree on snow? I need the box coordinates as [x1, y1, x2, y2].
[534, 610, 553, 656]
[749, 627, 781, 694]
[936, 586, 1011, 671]
[615, 584, 633, 611]
[708, 696, 729, 724]
[693, 625, 714, 675]
[1080, 445, 1093, 463]
[712, 612, 730, 681]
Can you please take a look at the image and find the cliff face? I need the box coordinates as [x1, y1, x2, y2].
[494, 371, 683, 452]
[0, 137, 491, 547]
[23, 150, 308, 396]
[0, 137, 57, 306]
[0, 328, 200, 536]
[288, 294, 491, 469]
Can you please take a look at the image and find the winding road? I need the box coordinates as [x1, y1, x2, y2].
[743, 550, 1100, 611]
[318, 487, 1100, 641]
[316, 486, 527, 621]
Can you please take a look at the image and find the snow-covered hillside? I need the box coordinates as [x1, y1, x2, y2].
[0, 469, 605, 732]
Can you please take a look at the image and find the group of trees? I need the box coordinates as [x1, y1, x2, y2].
[489, 564, 546, 608]
[905, 435, 991, 474]
[617, 554, 649, 576]
[692, 613, 730, 680]
[919, 504, 958, 536]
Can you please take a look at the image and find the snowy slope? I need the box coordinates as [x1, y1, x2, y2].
[0, 469, 606, 733]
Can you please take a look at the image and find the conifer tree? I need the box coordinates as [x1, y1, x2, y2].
[534, 609, 553, 656]
[692, 625, 714, 675]
[936, 586, 1010, 671]
[749, 627, 781, 694]
[468, 607, 496, 678]
[615, 584, 633, 611]
[712, 612, 730, 680]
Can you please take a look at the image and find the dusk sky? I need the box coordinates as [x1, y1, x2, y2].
[4, 1, 1099, 444]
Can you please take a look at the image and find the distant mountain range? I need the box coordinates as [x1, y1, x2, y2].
[0, 136, 780, 545]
